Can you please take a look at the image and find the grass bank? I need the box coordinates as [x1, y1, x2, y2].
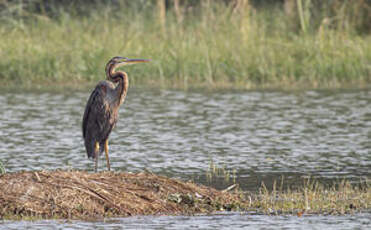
[0, 2, 370, 90]
[0, 170, 369, 220]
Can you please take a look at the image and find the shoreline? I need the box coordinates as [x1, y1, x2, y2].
[1, 80, 370, 93]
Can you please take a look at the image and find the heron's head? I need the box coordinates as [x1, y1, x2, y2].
[106, 56, 150, 71]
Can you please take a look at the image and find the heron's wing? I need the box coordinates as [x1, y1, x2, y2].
[82, 84, 110, 140]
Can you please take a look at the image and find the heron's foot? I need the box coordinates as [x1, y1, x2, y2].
[105, 140, 111, 171]
[95, 142, 100, 172]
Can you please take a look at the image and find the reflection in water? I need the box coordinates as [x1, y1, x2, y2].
[0, 89, 370, 191]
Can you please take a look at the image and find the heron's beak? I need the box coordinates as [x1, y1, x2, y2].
[122, 58, 151, 65]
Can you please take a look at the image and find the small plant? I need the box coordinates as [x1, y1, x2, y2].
[206, 160, 236, 184]
[0, 160, 5, 174]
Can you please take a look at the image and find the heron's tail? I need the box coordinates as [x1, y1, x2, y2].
[85, 139, 103, 159]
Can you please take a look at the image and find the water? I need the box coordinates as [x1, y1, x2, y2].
[0, 88, 370, 229]
[1, 213, 370, 230]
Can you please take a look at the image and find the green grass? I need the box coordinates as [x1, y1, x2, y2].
[0, 160, 5, 174]
[0, 2, 370, 90]
[205, 161, 370, 215]
[245, 179, 370, 215]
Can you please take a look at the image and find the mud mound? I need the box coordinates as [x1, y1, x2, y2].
[0, 170, 243, 219]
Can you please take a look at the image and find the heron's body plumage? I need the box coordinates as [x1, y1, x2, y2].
[82, 81, 119, 159]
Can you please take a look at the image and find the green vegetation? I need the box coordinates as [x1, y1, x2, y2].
[0, 1, 370, 89]
[246, 179, 370, 215]
[0, 160, 5, 174]
[206, 160, 237, 184]
[205, 162, 370, 215]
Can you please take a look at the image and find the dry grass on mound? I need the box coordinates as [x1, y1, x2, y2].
[0, 170, 243, 220]
[0, 170, 369, 220]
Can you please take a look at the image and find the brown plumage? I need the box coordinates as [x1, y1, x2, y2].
[82, 56, 150, 172]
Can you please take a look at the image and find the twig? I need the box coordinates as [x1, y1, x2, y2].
[222, 184, 238, 193]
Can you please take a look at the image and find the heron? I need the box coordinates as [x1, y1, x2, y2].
[82, 56, 150, 172]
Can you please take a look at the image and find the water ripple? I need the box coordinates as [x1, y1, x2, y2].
[0, 89, 370, 188]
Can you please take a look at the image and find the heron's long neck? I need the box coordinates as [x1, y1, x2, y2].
[106, 66, 129, 106]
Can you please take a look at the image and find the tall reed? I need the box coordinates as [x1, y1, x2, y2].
[0, 1, 369, 89]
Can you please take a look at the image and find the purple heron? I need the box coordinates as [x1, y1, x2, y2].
[82, 56, 150, 172]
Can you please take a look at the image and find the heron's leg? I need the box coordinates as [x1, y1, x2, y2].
[95, 142, 100, 172]
[104, 140, 111, 171]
